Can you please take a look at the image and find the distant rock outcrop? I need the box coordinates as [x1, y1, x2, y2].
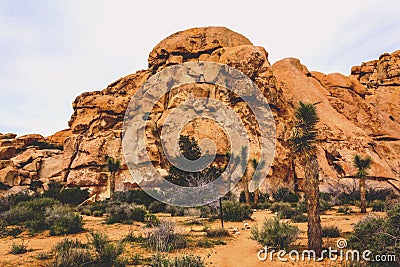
[1, 27, 399, 197]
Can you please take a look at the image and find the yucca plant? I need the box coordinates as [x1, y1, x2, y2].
[289, 101, 322, 255]
[353, 154, 372, 213]
[106, 156, 121, 201]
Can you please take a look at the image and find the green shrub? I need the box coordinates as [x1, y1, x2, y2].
[45, 205, 83, 235]
[92, 210, 103, 217]
[89, 232, 126, 267]
[206, 228, 230, 238]
[257, 202, 272, 210]
[198, 205, 218, 218]
[106, 202, 147, 224]
[113, 190, 156, 207]
[0, 197, 59, 232]
[348, 204, 400, 266]
[88, 201, 108, 214]
[80, 209, 92, 216]
[336, 206, 353, 214]
[272, 187, 300, 203]
[146, 221, 187, 252]
[34, 251, 53, 260]
[222, 201, 252, 222]
[277, 205, 295, 219]
[0, 191, 34, 212]
[320, 192, 333, 202]
[44, 184, 89, 206]
[0, 226, 23, 238]
[197, 239, 214, 248]
[320, 199, 332, 213]
[322, 226, 340, 238]
[148, 201, 167, 213]
[372, 200, 385, 212]
[291, 213, 307, 223]
[251, 218, 299, 249]
[10, 240, 28, 254]
[295, 201, 307, 213]
[167, 206, 186, 217]
[145, 213, 160, 227]
[366, 188, 394, 202]
[52, 238, 93, 267]
[151, 254, 205, 267]
[270, 202, 292, 213]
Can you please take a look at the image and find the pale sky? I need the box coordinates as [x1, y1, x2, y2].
[1, 0, 399, 136]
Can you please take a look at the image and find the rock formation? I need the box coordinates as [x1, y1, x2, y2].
[1, 26, 399, 198]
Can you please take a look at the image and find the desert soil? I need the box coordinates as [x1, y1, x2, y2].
[0, 206, 380, 267]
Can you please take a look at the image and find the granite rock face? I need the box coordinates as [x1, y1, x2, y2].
[1, 27, 399, 198]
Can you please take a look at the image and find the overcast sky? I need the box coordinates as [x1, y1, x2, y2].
[1, 0, 399, 136]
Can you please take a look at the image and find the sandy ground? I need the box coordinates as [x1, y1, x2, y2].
[0, 206, 382, 267]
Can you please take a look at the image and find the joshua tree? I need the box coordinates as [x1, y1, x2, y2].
[353, 154, 372, 213]
[224, 151, 241, 195]
[289, 101, 322, 255]
[106, 156, 121, 201]
[240, 146, 251, 205]
[251, 158, 266, 208]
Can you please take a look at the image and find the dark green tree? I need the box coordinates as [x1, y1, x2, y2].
[166, 135, 221, 187]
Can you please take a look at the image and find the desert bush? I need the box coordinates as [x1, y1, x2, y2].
[35, 251, 53, 260]
[0, 197, 59, 232]
[148, 201, 167, 213]
[257, 202, 272, 210]
[51, 238, 92, 267]
[291, 212, 308, 223]
[372, 200, 385, 212]
[89, 231, 126, 267]
[320, 192, 333, 202]
[251, 218, 299, 249]
[80, 208, 92, 216]
[146, 221, 187, 252]
[0, 191, 34, 212]
[0, 226, 23, 238]
[366, 188, 394, 202]
[113, 190, 156, 207]
[10, 240, 28, 254]
[44, 184, 89, 206]
[295, 200, 307, 213]
[145, 213, 160, 227]
[322, 226, 340, 238]
[320, 199, 333, 213]
[272, 187, 300, 203]
[45, 205, 83, 235]
[151, 254, 205, 267]
[269, 202, 292, 213]
[167, 206, 186, 217]
[239, 191, 269, 204]
[206, 228, 230, 238]
[276, 205, 296, 219]
[348, 204, 400, 266]
[92, 210, 104, 217]
[336, 205, 353, 214]
[106, 202, 147, 224]
[197, 239, 214, 248]
[222, 201, 252, 222]
[198, 204, 219, 218]
[88, 201, 108, 214]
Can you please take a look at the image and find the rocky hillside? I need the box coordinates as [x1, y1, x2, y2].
[1, 27, 399, 198]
